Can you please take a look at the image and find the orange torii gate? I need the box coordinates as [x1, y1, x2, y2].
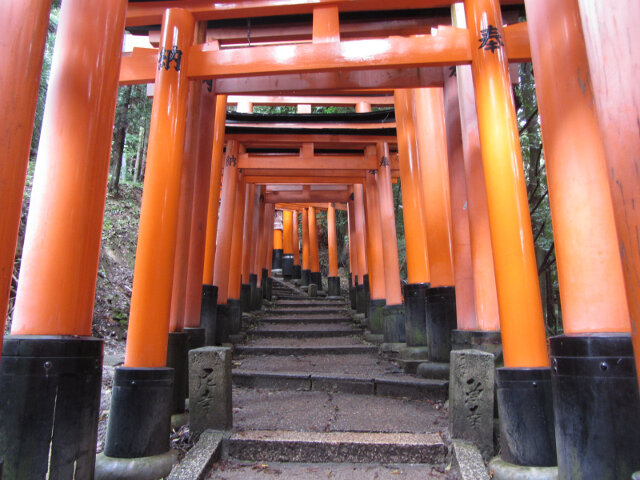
[1, 1, 639, 479]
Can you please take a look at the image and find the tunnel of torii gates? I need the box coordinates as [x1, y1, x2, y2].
[0, 0, 639, 478]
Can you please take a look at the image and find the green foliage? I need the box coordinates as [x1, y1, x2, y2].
[312, 106, 355, 114]
[253, 105, 297, 114]
[514, 63, 561, 335]
[30, 4, 60, 157]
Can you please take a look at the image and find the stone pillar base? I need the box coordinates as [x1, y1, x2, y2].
[449, 349, 495, 459]
[95, 449, 178, 480]
[188, 347, 232, 440]
[488, 457, 558, 480]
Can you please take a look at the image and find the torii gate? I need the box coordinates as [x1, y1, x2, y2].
[1, 1, 639, 479]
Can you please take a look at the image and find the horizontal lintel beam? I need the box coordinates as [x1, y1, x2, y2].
[119, 24, 529, 86]
[238, 154, 375, 170]
[265, 191, 352, 203]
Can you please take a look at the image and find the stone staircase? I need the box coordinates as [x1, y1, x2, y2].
[212, 276, 455, 479]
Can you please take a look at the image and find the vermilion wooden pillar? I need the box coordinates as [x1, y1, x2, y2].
[347, 200, 358, 309]
[282, 210, 295, 278]
[414, 88, 455, 288]
[272, 210, 284, 271]
[377, 142, 403, 307]
[454, 58, 500, 331]
[1, 0, 127, 475]
[249, 190, 265, 309]
[246, 185, 262, 310]
[353, 184, 368, 313]
[169, 76, 204, 335]
[213, 140, 239, 307]
[364, 166, 387, 335]
[301, 207, 311, 285]
[198, 95, 226, 345]
[376, 142, 405, 343]
[327, 203, 340, 296]
[292, 210, 302, 279]
[0, 0, 51, 351]
[202, 95, 228, 285]
[226, 176, 246, 336]
[240, 183, 257, 310]
[443, 67, 476, 331]
[448, 0, 501, 331]
[414, 86, 458, 360]
[264, 203, 275, 299]
[525, 0, 640, 476]
[465, 0, 554, 469]
[580, 0, 640, 390]
[395, 88, 430, 348]
[308, 206, 322, 290]
[394, 89, 431, 286]
[183, 85, 216, 333]
[465, 0, 548, 368]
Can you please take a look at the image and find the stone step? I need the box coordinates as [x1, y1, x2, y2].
[250, 328, 362, 339]
[260, 315, 353, 324]
[232, 370, 448, 400]
[274, 299, 345, 305]
[227, 430, 447, 464]
[234, 345, 378, 356]
[207, 459, 452, 479]
[267, 308, 347, 315]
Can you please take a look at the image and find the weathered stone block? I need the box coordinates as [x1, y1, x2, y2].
[449, 349, 495, 458]
[188, 347, 232, 440]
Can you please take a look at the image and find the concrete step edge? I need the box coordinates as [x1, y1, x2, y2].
[231, 370, 448, 399]
[226, 430, 448, 464]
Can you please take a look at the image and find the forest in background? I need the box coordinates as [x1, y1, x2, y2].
[7, 4, 561, 338]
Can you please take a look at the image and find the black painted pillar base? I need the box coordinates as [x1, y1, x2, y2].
[166, 332, 188, 414]
[349, 275, 357, 310]
[215, 304, 230, 344]
[356, 284, 367, 314]
[451, 329, 502, 353]
[282, 254, 294, 279]
[292, 264, 302, 279]
[105, 367, 173, 458]
[425, 286, 457, 362]
[265, 277, 273, 301]
[550, 334, 640, 479]
[227, 298, 242, 335]
[240, 283, 251, 312]
[383, 304, 406, 343]
[249, 273, 259, 311]
[0, 336, 102, 479]
[404, 283, 430, 347]
[200, 284, 218, 346]
[261, 268, 269, 299]
[301, 269, 311, 286]
[328, 276, 341, 297]
[272, 249, 283, 270]
[363, 274, 370, 310]
[185, 327, 205, 351]
[496, 367, 557, 466]
[367, 298, 387, 334]
[310, 271, 322, 291]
